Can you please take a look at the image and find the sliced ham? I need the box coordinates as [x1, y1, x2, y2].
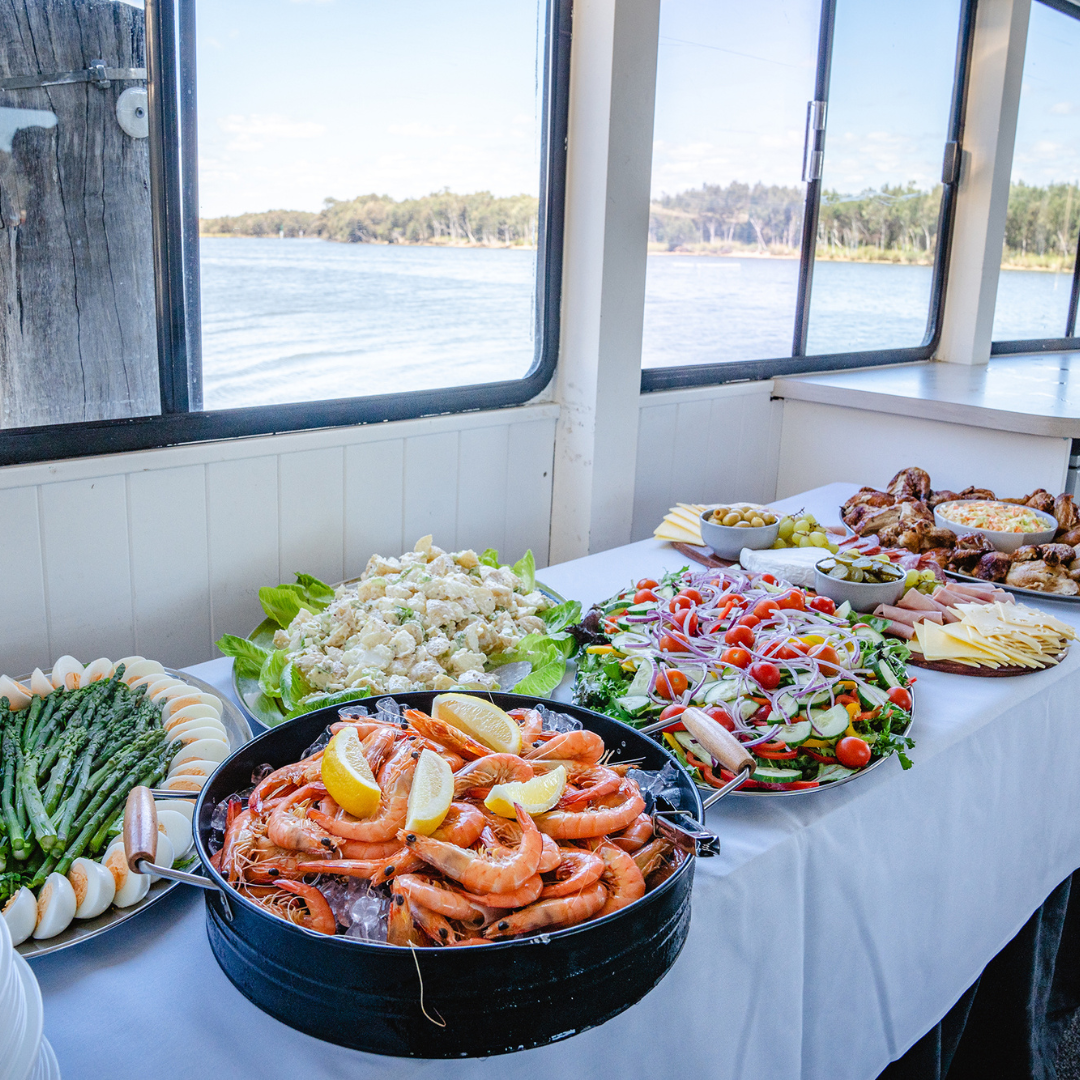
[875, 605, 942, 626]
[883, 619, 914, 639]
[899, 588, 946, 612]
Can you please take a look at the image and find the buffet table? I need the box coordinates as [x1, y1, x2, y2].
[29, 483, 1080, 1079]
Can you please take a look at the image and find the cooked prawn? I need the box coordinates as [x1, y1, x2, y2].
[557, 765, 622, 807]
[452, 754, 533, 797]
[265, 879, 337, 935]
[273, 781, 329, 812]
[484, 881, 607, 938]
[249, 754, 323, 813]
[361, 725, 398, 774]
[597, 843, 646, 915]
[404, 709, 491, 760]
[401, 802, 542, 894]
[387, 886, 426, 947]
[536, 779, 646, 840]
[539, 850, 604, 899]
[462, 875, 543, 908]
[409, 900, 466, 945]
[266, 807, 342, 855]
[611, 813, 654, 853]
[632, 837, 675, 878]
[309, 740, 419, 842]
[524, 729, 605, 766]
[395, 874, 489, 926]
[508, 707, 544, 746]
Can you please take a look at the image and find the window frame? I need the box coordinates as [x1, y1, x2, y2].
[990, 0, 1080, 356]
[0, 0, 571, 467]
[641, 0, 977, 392]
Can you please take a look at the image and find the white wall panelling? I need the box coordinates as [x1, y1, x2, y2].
[0, 405, 558, 675]
[776, 399, 1069, 498]
[630, 382, 782, 541]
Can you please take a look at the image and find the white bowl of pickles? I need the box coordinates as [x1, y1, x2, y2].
[814, 552, 906, 612]
[701, 505, 780, 560]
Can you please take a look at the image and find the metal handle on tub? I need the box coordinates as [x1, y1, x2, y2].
[123, 786, 233, 920]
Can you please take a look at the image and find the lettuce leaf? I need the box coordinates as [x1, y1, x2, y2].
[258, 649, 288, 698]
[280, 662, 311, 713]
[215, 634, 270, 679]
[542, 600, 582, 634]
[511, 549, 536, 592]
[294, 573, 334, 608]
[284, 687, 372, 719]
[511, 655, 566, 696]
[259, 584, 308, 628]
[478, 548, 501, 568]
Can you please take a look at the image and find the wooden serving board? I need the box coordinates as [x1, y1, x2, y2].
[907, 649, 1067, 677]
[671, 542, 734, 569]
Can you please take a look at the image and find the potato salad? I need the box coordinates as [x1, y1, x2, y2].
[274, 537, 552, 697]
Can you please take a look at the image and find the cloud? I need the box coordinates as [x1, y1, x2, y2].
[386, 122, 458, 139]
[1051, 101, 1076, 115]
[216, 113, 327, 153]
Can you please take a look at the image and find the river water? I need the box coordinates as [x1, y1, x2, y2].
[199, 238, 1075, 409]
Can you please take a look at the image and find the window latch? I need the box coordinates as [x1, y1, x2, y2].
[801, 99, 827, 183]
[941, 141, 961, 185]
[0, 61, 146, 92]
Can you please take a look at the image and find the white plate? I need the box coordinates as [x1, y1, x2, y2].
[28, 1037, 59, 1080]
[2, 954, 42, 1080]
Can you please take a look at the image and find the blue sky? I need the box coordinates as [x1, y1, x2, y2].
[191, 0, 1080, 217]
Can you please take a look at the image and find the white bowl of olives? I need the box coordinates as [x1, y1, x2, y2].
[700, 505, 780, 560]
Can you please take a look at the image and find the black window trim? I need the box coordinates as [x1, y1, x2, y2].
[0, 0, 571, 468]
[990, 0, 1080, 356]
[641, 0, 977, 393]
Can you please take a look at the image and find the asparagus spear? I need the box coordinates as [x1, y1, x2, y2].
[1, 723, 30, 860]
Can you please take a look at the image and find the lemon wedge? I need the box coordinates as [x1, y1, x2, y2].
[485, 765, 566, 819]
[404, 748, 454, 835]
[432, 693, 522, 754]
[321, 727, 381, 818]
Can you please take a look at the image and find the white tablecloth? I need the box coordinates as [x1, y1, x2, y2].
[29, 483, 1080, 1079]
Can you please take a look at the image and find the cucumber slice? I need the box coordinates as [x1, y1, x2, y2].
[610, 631, 649, 651]
[673, 731, 713, 764]
[857, 683, 888, 710]
[805, 690, 834, 706]
[776, 720, 812, 745]
[738, 698, 760, 720]
[625, 664, 651, 697]
[853, 624, 885, 644]
[874, 660, 903, 689]
[809, 703, 850, 739]
[751, 766, 802, 784]
[774, 691, 801, 717]
[704, 679, 740, 704]
[625, 603, 654, 615]
[616, 695, 650, 715]
[836, 601, 853, 619]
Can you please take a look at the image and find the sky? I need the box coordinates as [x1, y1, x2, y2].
[195, 0, 543, 217]
[191, 0, 1080, 218]
[1010, 1, 1080, 187]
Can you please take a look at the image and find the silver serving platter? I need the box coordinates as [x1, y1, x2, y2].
[233, 576, 566, 729]
[945, 567, 1080, 604]
[16, 667, 252, 960]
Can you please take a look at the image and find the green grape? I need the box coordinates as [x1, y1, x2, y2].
[797, 535, 813, 547]
[777, 517, 795, 540]
[795, 517, 813, 530]
[808, 531, 827, 547]
[827, 542, 840, 554]
[770, 538, 786, 549]
[919, 569, 937, 581]
[904, 570, 919, 590]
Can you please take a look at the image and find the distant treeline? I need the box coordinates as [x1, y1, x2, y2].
[650, 180, 1080, 269]
[200, 191, 538, 247]
[203, 181, 1080, 269]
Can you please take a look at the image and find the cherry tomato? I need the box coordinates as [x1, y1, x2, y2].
[749, 661, 781, 690]
[720, 647, 752, 669]
[753, 599, 780, 620]
[809, 643, 841, 676]
[776, 590, 806, 611]
[808, 595, 836, 615]
[737, 614, 760, 630]
[636, 578, 659, 590]
[655, 669, 689, 700]
[669, 595, 694, 613]
[887, 686, 913, 711]
[658, 634, 687, 652]
[835, 736, 872, 769]
[677, 588, 704, 605]
[704, 706, 735, 731]
[760, 574, 778, 585]
[724, 624, 754, 648]
[763, 641, 800, 661]
[753, 704, 773, 722]
[634, 589, 658, 604]
[658, 703, 687, 729]
[672, 609, 699, 636]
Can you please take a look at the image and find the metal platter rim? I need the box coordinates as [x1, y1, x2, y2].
[944, 567, 1080, 604]
[16, 666, 252, 960]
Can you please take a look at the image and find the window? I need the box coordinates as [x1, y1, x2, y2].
[0, 0, 569, 464]
[641, 0, 974, 390]
[991, 0, 1080, 349]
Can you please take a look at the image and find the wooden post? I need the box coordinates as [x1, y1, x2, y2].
[0, 0, 159, 430]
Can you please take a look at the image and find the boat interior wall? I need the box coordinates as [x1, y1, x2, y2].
[550, 0, 660, 564]
[776, 398, 1069, 499]
[936, 0, 1031, 365]
[0, 405, 557, 676]
[630, 382, 781, 542]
